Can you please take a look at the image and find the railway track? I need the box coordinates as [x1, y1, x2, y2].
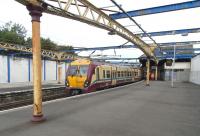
[0, 86, 67, 111]
[0, 80, 142, 111]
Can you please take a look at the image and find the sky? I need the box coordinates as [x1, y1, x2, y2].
[0, 0, 200, 60]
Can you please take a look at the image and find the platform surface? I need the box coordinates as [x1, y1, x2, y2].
[0, 81, 64, 93]
[0, 81, 200, 136]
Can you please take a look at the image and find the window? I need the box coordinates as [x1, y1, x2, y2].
[125, 71, 127, 77]
[106, 70, 111, 78]
[79, 65, 89, 76]
[68, 66, 78, 76]
[117, 71, 120, 77]
[134, 72, 138, 77]
[121, 71, 124, 77]
[112, 71, 114, 78]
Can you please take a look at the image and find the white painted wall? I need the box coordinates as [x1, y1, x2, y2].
[10, 57, 29, 82]
[0, 55, 68, 83]
[165, 62, 191, 69]
[45, 60, 57, 81]
[190, 55, 200, 85]
[0, 55, 8, 83]
[30, 59, 33, 82]
[164, 62, 191, 82]
[61, 63, 69, 81]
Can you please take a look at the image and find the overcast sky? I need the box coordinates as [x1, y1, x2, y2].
[0, 0, 200, 59]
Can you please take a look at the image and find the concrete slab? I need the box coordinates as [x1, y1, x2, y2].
[0, 81, 200, 136]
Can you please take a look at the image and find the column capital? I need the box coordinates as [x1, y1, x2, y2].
[27, 5, 45, 22]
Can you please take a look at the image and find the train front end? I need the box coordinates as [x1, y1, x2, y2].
[65, 59, 91, 95]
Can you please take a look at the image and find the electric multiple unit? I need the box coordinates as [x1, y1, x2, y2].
[65, 59, 142, 95]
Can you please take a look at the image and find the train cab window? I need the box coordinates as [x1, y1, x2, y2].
[79, 65, 89, 76]
[103, 70, 106, 78]
[68, 66, 78, 75]
[106, 71, 111, 78]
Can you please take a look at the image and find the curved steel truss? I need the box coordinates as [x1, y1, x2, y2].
[15, 0, 157, 61]
[0, 42, 74, 60]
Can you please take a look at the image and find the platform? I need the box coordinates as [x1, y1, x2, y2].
[0, 81, 200, 136]
[0, 81, 64, 94]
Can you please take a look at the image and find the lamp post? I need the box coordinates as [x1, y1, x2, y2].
[171, 44, 176, 88]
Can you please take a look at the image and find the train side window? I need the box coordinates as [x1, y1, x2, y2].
[117, 71, 120, 77]
[135, 72, 137, 76]
[112, 71, 114, 78]
[106, 70, 111, 78]
[103, 70, 105, 78]
[96, 67, 100, 80]
[121, 71, 123, 77]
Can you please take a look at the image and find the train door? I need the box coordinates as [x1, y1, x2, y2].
[111, 67, 117, 86]
[96, 67, 100, 81]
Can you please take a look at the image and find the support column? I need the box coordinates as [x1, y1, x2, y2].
[146, 59, 150, 86]
[27, 5, 45, 122]
[155, 66, 158, 81]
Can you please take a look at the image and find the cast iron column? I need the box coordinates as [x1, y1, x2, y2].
[27, 5, 45, 122]
[155, 66, 158, 80]
[146, 59, 150, 86]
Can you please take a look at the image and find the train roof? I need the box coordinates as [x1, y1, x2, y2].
[70, 59, 138, 69]
[70, 59, 91, 65]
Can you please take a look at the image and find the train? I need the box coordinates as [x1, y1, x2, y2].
[65, 59, 142, 95]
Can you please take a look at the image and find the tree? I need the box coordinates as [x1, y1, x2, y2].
[0, 21, 75, 55]
[0, 21, 27, 45]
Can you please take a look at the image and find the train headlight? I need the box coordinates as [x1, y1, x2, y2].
[84, 81, 89, 87]
[66, 79, 70, 87]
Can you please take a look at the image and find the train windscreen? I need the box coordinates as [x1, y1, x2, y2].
[68, 66, 78, 76]
[79, 65, 89, 76]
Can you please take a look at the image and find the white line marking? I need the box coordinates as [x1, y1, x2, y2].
[0, 80, 144, 114]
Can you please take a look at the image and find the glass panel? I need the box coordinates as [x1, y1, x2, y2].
[68, 66, 78, 76]
[106, 71, 110, 78]
[79, 65, 89, 76]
